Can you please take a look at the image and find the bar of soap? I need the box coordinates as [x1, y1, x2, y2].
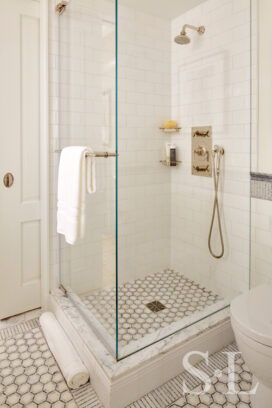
[164, 120, 178, 129]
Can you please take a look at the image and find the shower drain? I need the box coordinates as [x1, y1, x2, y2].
[145, 300, 166, 313]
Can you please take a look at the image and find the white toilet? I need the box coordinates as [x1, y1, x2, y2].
[231, 284, 272, 408]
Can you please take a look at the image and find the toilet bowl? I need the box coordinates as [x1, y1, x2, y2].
[231, 285, 272, 408]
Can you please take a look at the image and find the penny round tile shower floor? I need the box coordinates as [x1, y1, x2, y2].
[80, 270, 221, 347]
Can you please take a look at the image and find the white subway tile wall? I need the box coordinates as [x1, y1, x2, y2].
[170, 0, 251, 298]
[250, 0, 272, 289]
[251, 198, 272, 287]
[117, 5, 171, 283]
[49, 0, 270, 313]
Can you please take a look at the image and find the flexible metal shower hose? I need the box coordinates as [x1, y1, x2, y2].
[208, 148, 224, 259]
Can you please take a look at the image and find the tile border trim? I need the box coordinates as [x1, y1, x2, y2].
[251, 172, 272, 201]
[0, 318, 40, 340]
[250, 172, 272, 181]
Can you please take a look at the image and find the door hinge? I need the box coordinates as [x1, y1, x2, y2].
[59, 284, 67, 296]
[56, 1, 68, 15]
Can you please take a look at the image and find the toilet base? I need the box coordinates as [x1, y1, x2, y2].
[251, 376, 272, 408]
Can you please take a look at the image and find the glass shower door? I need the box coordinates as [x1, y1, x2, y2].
[57, 0, 252, 362]
[57, 0, 117, 356]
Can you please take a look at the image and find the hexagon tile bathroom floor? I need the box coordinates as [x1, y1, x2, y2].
[0, 319, 77, 407]
[0, 317, 253, 407]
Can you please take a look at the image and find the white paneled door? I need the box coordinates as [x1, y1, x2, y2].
[0, 0, 41, 319]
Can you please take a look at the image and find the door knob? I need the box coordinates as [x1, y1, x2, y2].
[3, 173, 14, 188]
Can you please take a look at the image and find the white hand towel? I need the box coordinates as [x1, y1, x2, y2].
[57, 146, 96, 245]
[40, 312, 89, 390]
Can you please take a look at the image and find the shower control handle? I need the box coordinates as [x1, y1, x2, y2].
[192, 126, 212, 178]
[194, 146, 209, 161]
[194, 146, 207, 156]
[193, 165, 209, 172]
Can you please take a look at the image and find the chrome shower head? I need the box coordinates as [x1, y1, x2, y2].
[174, 24, 205, 45]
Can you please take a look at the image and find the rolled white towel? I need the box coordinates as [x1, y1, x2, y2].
[40, 312, 89, 389]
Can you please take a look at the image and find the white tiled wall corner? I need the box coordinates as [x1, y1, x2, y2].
[251, 198, 272, 287]
[117, 5, 171, 283]
[170, 0, 252, 298]
[48, 0, 270, 305]
[250, 0, 258, 172]
[248, 0, 272, 290]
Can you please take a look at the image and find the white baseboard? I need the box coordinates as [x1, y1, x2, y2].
[110, 318, 233, 408]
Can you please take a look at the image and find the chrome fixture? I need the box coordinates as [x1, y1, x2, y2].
[192, 126, 212, 177]
[56, 1, 68, 15]
[208, 145, 225, 259]
[174, 24, 205, 45]
[55, 149, 118, 158]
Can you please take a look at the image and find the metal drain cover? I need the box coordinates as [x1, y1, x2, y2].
[145, 301, 166, 313]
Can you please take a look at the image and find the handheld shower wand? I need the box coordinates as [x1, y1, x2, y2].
[208, 145, 225, 259]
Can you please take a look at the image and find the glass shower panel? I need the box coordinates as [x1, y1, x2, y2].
[58, 0, 117, 355]
[57, 0, 252, 361]
[117, 0, 251, 359]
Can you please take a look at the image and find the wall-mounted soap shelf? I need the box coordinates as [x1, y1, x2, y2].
[160, 160, 181, 167]
[160, 127, 181, 133]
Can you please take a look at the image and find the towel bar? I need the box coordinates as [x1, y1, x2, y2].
[55, 149, 118, 158]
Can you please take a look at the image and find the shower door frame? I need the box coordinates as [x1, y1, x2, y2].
[40, 0, 50, 310]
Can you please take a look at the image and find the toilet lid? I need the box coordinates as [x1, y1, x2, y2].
[230, 284, 272, 347]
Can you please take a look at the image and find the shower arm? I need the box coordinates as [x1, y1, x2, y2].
[181, 24, 205, 35]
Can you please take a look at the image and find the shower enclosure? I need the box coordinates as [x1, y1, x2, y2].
[56, 0, 252, 360]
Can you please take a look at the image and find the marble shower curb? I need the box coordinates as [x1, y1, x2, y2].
[49, 292, 234, 408]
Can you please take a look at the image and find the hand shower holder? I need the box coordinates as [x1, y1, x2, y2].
[213, 145, 224, 155]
